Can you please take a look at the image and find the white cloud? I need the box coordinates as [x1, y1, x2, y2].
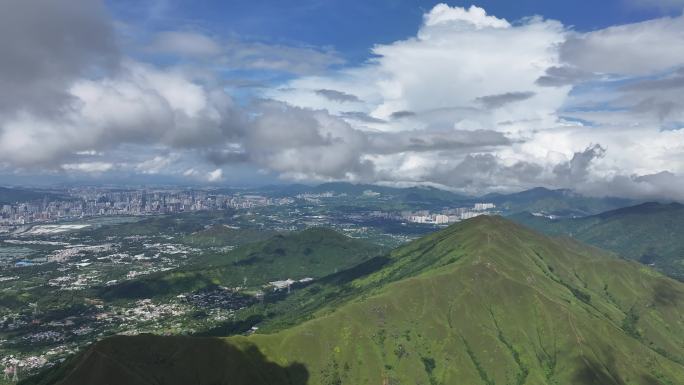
[268, 5, 571, 186]
[136, 155, 176, 174]
[62, 162, 114, 173]
[3, 3, 684, 200]
[561, 15, 684, 75]
[207, 168, 223, 182]
[0, 61, 239, 169]
[265, 5, 684, 199]
[423, 4, 510, 29]
[274, 7, 567, 133]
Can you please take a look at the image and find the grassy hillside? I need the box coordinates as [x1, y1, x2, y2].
[181, 225, 278, 247]
[25, 216, 684, 385]
[99, 227, 385, 300]
[82, 210, 237, 239]
[511, 202, 684, 280]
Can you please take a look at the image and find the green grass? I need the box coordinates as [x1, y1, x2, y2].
[510, 202, 684, 280]
[25, 216, 684, 385]
[99, 227, 385, 300]
[181, 225, 278, 247]
[82, 210, 236, 239]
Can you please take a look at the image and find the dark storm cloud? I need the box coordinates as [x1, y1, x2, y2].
[536, 66, 594, 87]
[389, 110, 416, 119]
[632, 98, 679, 122]
[622, 68, 684, 92]
[432, 153, 544, 192]
[314, 89, 361, 103]
[339, 111, 387, 124]
[609, 69, 684, 123]
[475, 92, 535, 109]
[553, 144, 606, 184]
[242, 101, 374, 180]
[366, 129, 510, 154]
[205, 149, 250, 165]
[578, 171, 684, 201]
[0, 0, 119, 115]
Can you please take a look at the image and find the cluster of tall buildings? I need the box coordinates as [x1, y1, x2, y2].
[370, 203, 497, 225]
[0, 189, 293, 226]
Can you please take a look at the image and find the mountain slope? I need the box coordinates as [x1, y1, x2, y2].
[511, 202, 684, 280]
[485, 187, 636, 216]
[26, 217, 684, 385]
[181, 225, 278, 247]
[99, 227, 385, 300]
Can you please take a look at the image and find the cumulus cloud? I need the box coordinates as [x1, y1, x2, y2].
[273, 4, 568, 141]
[264, 5, 684, 199]
[243, 102, 374, 181]
[0, 0, 118, 115]
[560, 15, 684, 75]
[579, 171, 684, 201]
[423, 4, 510, 29]
[2, 2, 684, 200]
[0, 61, 240, 168]
[553, 144, 606, 185]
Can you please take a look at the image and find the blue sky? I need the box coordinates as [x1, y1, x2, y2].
[107, 0, 681, 65]
[2, 0, 684, 199]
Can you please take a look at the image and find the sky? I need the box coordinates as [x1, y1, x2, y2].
[1, 0, 684, 200]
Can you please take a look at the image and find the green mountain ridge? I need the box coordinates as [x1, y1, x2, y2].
[486, 187, 636, 216]
[510, 202, 684, 280]
[99, 227, 384, 301]
[181, 225, 278, 247]
[25, 216, 684, 385]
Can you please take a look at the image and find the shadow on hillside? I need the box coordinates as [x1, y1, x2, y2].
[572, 349, 628, 385]
[652, 279, 683, 307]
[21, 334, 309, 385]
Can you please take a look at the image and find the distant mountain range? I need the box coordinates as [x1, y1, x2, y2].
[25, 217, 684, 385]
[256, 182, 640, 216]
[484, 187, 637, 217]
[0, 182, 650, 217]
[0, 187, 67, 205]
[511, 202, 684, 280]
